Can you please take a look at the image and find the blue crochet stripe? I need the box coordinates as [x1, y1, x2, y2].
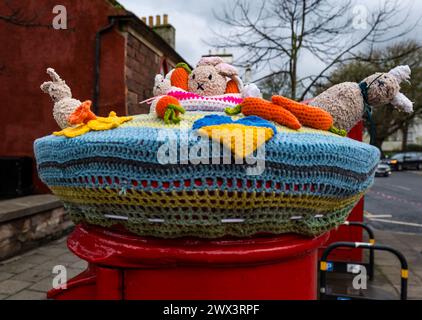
[37, 157, 375, 190]
[34, 126, 380, 175]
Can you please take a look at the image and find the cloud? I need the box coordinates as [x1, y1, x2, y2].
[119, 0, 225, 66]
[119, 0, 422, 85]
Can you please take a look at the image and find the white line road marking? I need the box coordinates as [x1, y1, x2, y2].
[369, 218, 422, 228]
[366, 214, 393, 219]
[395, 185, 412, 191]
[367, 190, 422, 208]
[364, 212, 393, 219]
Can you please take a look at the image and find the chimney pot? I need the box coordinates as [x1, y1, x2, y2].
[151, 13, 175, 49]
[148, 16, 154, 27]
[141, 17, 147, 24]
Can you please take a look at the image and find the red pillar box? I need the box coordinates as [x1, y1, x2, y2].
[48, 224, 329, 300]
[319, 122, 365, 261]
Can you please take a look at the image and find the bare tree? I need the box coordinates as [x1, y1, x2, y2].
[210, 0, 420, 100]
[317, 40, 422, 151]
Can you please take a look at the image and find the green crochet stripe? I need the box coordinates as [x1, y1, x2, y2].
[66, 202, 356, 239]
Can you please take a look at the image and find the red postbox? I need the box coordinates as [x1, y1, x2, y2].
[48, 224, 329, 300]
[319, 122, 365, 262]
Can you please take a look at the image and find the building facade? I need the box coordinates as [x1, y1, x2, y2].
[382, 118, 422, 151]
[0, 0, 187, 192]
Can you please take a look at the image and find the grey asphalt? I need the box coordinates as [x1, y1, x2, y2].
[365, 171, 422, 234]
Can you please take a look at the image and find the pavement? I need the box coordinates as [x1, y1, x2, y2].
[326, 228, 422, 300]
[0, 237, 87, 300]
[365, 171, 422, 234]
[0, 227, 421, 300]
[375, 230, 422, 299]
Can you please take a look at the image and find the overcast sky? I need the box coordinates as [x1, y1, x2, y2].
[119, 0, 422, 82]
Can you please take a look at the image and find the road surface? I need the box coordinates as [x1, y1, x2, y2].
[365, 171, 422, 234]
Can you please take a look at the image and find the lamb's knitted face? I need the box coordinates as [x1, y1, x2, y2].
[188, 65, 227, 96]
[363, 72, 400, 107]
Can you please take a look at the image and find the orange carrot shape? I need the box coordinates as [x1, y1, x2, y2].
[225, 97, 302, 130]
[271, 95, 334, 131]
[155, 95, 186, 124]
[170, 62, 191, 91]
[225, 79, 240, 94]
[68, 100, 97, 125]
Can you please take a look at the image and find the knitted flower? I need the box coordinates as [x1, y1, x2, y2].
[53, 112, 133, 138]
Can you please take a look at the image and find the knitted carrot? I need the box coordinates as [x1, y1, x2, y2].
[155, 95, 185, 124]
[170, 62, 191, 91]
[272, 95, 333, 131]
[225, 79, 240, 94]
[226, 97, 301, 130]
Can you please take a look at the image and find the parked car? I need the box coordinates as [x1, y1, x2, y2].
[375, 162, 392, 177]
[383, 152, 422, 171]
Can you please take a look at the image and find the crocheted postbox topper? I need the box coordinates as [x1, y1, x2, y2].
[34, 62, 405, 239]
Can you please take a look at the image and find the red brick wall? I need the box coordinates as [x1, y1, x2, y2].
[0, 0, 126, 192]
[125, 33, 161, 115]
[0, 0, 186, 193]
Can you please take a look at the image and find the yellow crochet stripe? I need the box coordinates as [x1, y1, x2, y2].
[198, 124, 274, 158]
[50, 186, 363, 211]
[120, 113, 338, 136]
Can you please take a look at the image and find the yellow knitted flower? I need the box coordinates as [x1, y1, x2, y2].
[53, 112, 133, 138]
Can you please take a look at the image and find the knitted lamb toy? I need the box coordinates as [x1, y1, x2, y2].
[310, 65, 413, 132]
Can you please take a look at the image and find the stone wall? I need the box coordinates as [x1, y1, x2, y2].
[0, 195, 73, 261]
[153, 25, 176, 49]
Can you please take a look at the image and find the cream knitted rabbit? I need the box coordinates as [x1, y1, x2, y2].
[188, 57, 244, 96]
[310, 65, 413, 132]
[40, 68, 81, 129]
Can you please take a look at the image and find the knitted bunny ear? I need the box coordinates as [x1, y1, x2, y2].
[388, 65, 411, 84]
[155, 74, 164, 82]
[197, 56, 225, 67]
[391, 92, 413, 113]
[46, 68, 63, 82]
[40, 81, 52, 93]
[215, 63, 238, 77]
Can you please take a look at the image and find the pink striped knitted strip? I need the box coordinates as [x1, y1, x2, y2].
[167, 91, 243, 104]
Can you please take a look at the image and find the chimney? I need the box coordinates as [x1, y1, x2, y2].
[148, 14, 176, 49]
